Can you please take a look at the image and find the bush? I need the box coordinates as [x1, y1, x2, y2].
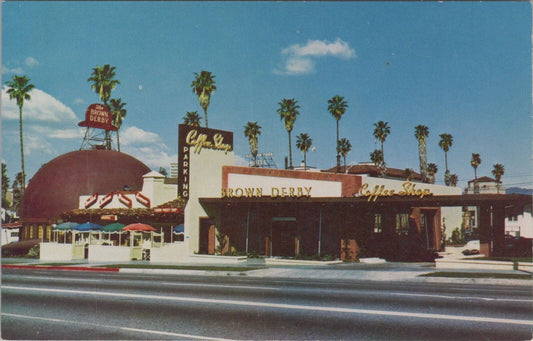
[27, 244, 40, 258]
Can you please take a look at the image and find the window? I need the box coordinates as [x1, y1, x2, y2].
[374, 214, 382, 233]
[395, 213, 409, 236]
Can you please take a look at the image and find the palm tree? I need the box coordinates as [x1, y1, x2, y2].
[328, 95, 348, 171]
[110, 98, 127, 152]
[370, 149, 385, 177]
[373, 121, 390, 167]
[471, 153, 482, 194]
[427, 163, 438, 184]
[403, 168, 415, 181]
[277, 98, 300, 169]
[2, 163, 10, 209]
[449, 174, 459, 187]
[5, 75, 35, 193]
[492, 163, 505, 194]
[296, 133, 313, 170]
[337, 138, 352, 170]
[88, 64, 120, 150]
[244, 121, 262, 167]
[191, 71, 216, 128]
[183, 111, 202, 127]
[438, 133, 453, 185]
[414, 125, 429, 181]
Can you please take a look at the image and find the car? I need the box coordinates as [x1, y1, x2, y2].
[462, 240, 480, 256]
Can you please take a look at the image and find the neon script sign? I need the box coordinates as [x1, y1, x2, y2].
[358, 182, 433, 202]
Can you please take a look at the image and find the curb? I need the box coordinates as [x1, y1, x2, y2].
[2, 264, 119, 272]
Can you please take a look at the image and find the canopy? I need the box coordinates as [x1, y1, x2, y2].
[55, 222, 79, 230]
[102, 223, 126, 232]
[123, 223, 156, 232]
[74, 222, 102, 231]
[173, 224, 184, 234]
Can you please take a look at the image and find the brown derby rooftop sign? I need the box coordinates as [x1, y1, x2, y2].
[178, 124, 233, 200]
[78, 103, 117, 131]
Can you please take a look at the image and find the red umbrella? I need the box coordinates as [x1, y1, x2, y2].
[122, 223, 156, 232]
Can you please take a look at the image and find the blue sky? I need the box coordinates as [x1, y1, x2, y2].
[2, 1, 532, 189]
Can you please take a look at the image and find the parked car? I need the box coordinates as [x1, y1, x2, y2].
[504, 235, 532, 257]
[462, 240, 480, 255]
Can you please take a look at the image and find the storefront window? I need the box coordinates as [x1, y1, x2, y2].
[395, 214, 409, 236]
[374, 214, 382, 233]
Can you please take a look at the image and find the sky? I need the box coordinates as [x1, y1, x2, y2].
[2, 1, 532, 190]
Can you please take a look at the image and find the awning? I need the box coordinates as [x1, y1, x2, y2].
[123, 223, 156, 232]
[74, 222, 102, 231]
[101, 223, 125, 232]
[54, 222, 79, 230]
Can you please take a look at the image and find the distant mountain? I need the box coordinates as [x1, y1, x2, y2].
[506, 187, 533, 195]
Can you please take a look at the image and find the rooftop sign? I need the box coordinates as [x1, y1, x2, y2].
[358, 182, 433, 202]
[78, 103, 117, 131]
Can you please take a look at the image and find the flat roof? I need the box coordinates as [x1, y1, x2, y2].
[199, 194, 531, 208]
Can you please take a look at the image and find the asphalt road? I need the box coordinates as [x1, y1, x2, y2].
[2, 268, 532, 340]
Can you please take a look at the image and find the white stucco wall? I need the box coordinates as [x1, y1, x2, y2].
[227, 173, 342, 197]
[185, 148, 234, 254]
[506, 205, 533, 238]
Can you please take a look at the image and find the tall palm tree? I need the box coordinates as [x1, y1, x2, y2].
[110, 98, 127, 152]
[5, 75, 35, 193]
[277, 98, 300, 169]
[244, 121, 262, 167]
[449, 174, 459, 187]
[183, 111, 202, 127]
[296, 133, 313, 170]
[191, 71, 216, 128]
[337, 138, 352, 170]
[88, 64, 120, 149]
[373, 121, 390, 166]
[492, 163, 505, 194]
[328, 95, 348, 171]
[403, 168, 415, 181]
[438, 133, 453, 185]
[370, 149, 385, 177]
[471, 153, 481, 179]
[414, 125, 429, 181]
[427, 163, 438, 184]
[471, 153, 482, 194]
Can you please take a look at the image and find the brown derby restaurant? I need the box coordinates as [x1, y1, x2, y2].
[180, 125, 530, 261]
[22, 124, 532, 262]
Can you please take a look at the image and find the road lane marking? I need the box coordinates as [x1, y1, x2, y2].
[4, 286, 533, 327]
[160, 282, 281, 291]
[391, 292, 533, 303]
[2, 313, 236, 341]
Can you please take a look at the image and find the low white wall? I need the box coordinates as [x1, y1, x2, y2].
[187, 254, 247, 264]
[150, 243, 189, 263]
[517, 262, 533, 273]
[88, 245, 131, 262]
[435, 258, 514, 270]
[40, 243, 84, 261]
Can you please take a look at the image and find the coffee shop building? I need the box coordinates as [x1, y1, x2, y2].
[177, 125, 530, 261]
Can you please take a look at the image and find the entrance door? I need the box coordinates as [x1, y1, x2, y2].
[271, 219, 298, 257]
[199, 218, 216, 254]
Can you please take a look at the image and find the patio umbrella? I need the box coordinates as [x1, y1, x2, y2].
[173, 224, 184, 234]
[102, 223, 126, 232]
[55, 222, 79, 230]
[74, 222, 102, 231]
[122, 223, 156, 232]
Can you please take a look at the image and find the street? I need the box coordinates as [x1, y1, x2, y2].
[2, 268, 532, 340]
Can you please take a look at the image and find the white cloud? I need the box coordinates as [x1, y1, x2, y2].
[234, 154, 249, 167]
[120, 126, 165, 146]
[2, 86, 77, 122]
[118, 126, 176, 170]
[2, 65, 24, 74]
[275, 38, 356, 75]
[73, 98, 86, 105]
[25, 57, 39, 67]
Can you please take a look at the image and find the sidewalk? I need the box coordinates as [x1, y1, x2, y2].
[2, 257, 531, 286]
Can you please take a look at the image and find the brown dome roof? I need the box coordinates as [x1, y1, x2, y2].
[21, 150, 151, 222]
